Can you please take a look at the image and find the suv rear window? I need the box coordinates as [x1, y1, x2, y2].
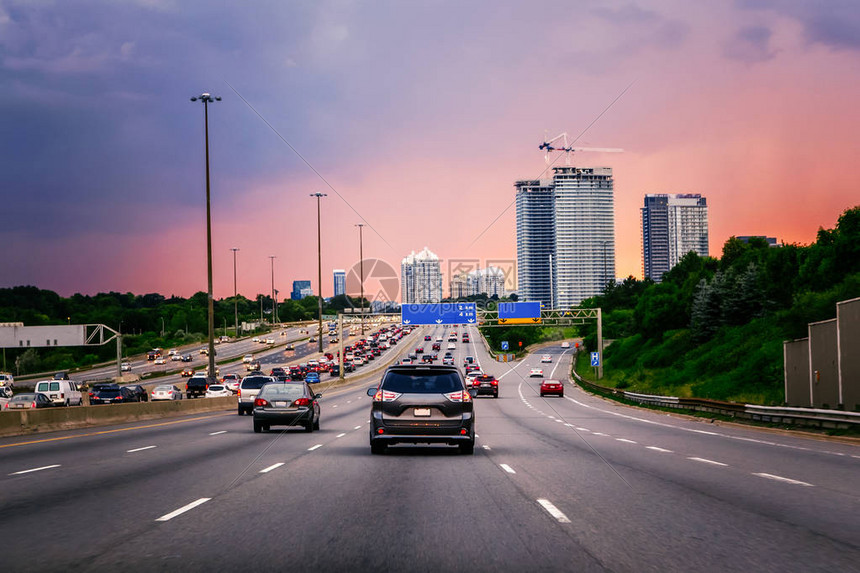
[259, 384, 306, 400]
[240, 376, 272, 390]
[381, 371, 462, 394]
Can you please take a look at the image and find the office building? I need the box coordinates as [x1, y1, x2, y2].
[515, 179, 555, 305]
[401, 247, 443, 304]
[290, 280, 313, 300]
[736, 236, 780, 247]
[642, 194, 709, 281]
[333, 270, 346, 297]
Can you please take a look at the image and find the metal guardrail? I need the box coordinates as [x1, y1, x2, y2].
[571, 362, 860, 430]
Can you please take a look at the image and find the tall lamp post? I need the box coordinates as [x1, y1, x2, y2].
[269, 255, 277, 325]
[310, 193, 327, 353]
[190, 91, 221, 380]
[231, 248, 239, 337]
[355, 223, 365, 336]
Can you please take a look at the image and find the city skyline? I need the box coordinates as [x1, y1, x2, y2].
[1, 2, 858, 299]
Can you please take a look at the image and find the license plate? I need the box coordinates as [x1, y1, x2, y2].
[413, 408, 431, 417]
[275, 401, 287, 407]
[481, 384, 491, 387]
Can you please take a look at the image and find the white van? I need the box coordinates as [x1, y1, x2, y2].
[34, 380, 83, 406]
[0, 373, 14, 388]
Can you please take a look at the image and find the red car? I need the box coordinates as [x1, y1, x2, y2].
[540, 379, 564, 397]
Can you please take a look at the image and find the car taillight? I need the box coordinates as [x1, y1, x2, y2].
[89, 392, 94, 397]
[254, 398, 269, 407]
[491, 380, 498, 385]
[292, 398, 310, 406]
[31, 401, 36, 408]
[372, 389, 401, 402]
[238, 389, 241, 397]
[444, 391, 471, 402]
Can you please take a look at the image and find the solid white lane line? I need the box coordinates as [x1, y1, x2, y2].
[753, 473, 814, 487]
[616, 438, 637, 444]
[260, 463, 284, 473]
[308, 444, 322, 451]
[537, 499, 571, 523]
[500, 464, 516, 474]
[336, 433, 346, 438]
[646, 446, 673, 453]
[9, 464, 60, 475]
[127, 445, 157, 453]
[688, 457, 728, 467]
[156, 498, 211, 522]
[354, 425, 362, 430]
[209, 431, 227, 435]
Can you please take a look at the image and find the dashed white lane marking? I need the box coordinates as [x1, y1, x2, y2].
[308, 444, 323, 451]
[689, 457, 728, 467]
[537, 499, 571, 523]
[260, 463, 284, 473]
[482, 445, 491, 450]
[156, 498, 211, 522]
[647, 446, 673, 453]
[616, 438, 637, 444]
[127, 445, 157, 453]
[555, 419, 563, 423]
[592, 432, 609, 436]
[209, 431, 227, 435]
[332, 405, 339, 408]
[9, 464, 60, 475]
[753, 473, 814, 487]
[336, 433, 346, 438]
[354, 426, 362, 430]
[564, 423, 573, 427]
[347, 401, 352, 404]
[500, 464, 516, 474]
[575, 427, 590, 432]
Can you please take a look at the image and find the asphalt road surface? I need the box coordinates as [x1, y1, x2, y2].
[2, 325, 858, 572]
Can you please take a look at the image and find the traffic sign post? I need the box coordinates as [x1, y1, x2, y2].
[401, 303, 477, 326]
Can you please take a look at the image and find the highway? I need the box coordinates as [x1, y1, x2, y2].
[1, 325, 858, 572]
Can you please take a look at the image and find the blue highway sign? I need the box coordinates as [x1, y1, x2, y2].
[590, 352, 600, 367]
[402, 303, 477, 326]
[498, 301, 541, 319]
[501, 341, 509, 351]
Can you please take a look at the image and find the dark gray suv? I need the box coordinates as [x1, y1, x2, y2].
[367, 365, 476, 455]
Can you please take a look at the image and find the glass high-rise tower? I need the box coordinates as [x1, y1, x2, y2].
[515, 179, 555, 304]
[401, 247, 443, 304]
[642, 194, 709, 281]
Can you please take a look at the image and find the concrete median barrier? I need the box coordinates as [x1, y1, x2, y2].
[0, 396, 237, 438]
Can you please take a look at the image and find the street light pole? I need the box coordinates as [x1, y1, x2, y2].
[269, 255, 277, 325]
[191, 92, 221, 380]
[355, 223, 365, 336]
[231, 248, 239, 337]
[160, 317, 165, 338]
[310, 193, 327, 353]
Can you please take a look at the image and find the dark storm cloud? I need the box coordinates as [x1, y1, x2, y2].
[738, 0, 860, 51]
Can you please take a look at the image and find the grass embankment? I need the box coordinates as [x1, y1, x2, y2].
[576, 317, 785, 405]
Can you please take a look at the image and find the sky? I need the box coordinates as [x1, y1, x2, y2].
[1, 0, 859, 301]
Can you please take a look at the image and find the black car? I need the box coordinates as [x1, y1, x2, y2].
[181, 354, 193, 362]
[329, 364, 341, 377]
[53, 372, 70, 380]
[472, 375, 499, 398]
[253, 382, 321, 433]
[367, 364, 476, 455]
[270, 367, 288, 381]
[421, 354, 434, 364]
[90, 384, 137, 405]
[125, 384, 149, 402]
[289, 366, 303, 381]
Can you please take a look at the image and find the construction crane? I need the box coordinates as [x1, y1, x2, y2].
[539, 132, 623, 165]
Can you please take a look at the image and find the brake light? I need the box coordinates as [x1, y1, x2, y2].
[292, 398, 310, 406]
[254, 398, 270, 407]
[491, 379, 498, 385]
[373, 390, 401, 402]
[31, 401, 36, 408]
[238, 388, 241, 397]
[444, 391, 472, 403]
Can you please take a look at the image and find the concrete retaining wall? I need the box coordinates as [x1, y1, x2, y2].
[0, 396, 236, 438]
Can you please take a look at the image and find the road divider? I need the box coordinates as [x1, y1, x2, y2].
[0, 396, 237, 438]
